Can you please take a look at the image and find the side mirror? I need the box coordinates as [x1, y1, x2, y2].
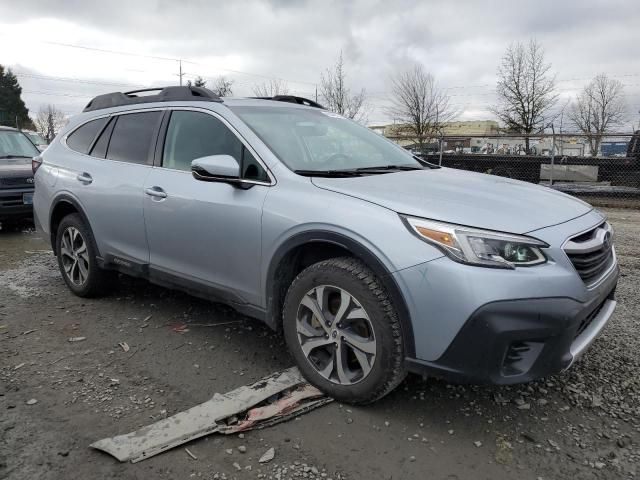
[191, 155, 241, 183]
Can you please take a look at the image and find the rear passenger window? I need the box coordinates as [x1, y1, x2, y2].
[162, 110, 268, 182]
[66, 117, 108, 154]
[106, 112, 162, 164]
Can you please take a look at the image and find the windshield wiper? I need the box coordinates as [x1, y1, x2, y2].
[354, 164, 424, 172]
[294, 169, 367, 177]
[0, 155, 32, 159]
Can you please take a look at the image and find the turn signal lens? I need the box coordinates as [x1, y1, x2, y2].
[416, 227, 456, 248]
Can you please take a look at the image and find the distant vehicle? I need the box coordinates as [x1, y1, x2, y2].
[0, 126, 39, 227]
[34, 86, 619, 404]
[23, 131, 48, 151]
[600, 140, 628, 157]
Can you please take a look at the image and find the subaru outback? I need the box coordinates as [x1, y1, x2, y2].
[33, 86, 619, 404]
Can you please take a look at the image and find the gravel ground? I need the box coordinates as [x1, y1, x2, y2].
[0, 208, 638, 480]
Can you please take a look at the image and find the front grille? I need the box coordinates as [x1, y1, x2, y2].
[0, 194, 24, 207]
[0, 176, 33, 188]
[564, 222, 614, 286]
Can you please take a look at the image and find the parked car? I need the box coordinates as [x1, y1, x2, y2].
[23, 130, 48, 151]
[33, 86, 619, 403]
[0, 126, 39, 228]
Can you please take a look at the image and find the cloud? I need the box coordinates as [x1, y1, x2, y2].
[0, 0, 638, 125]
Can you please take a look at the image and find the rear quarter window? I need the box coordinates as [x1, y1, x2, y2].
[66, 117, 108, 154]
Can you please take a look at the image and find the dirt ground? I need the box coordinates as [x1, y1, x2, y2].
[1, 208, 639, 480]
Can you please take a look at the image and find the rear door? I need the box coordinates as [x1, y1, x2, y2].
[64, 110, 163, 264]
[143, 108, 271, 306]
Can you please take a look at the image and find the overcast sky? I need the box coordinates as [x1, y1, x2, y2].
[0, 0, 639, 127]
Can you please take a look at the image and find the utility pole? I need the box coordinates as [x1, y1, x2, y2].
[178, 59, 184, 86]
[315, 85, 318, 103]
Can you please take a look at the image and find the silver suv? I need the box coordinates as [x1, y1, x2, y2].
[33, 86, 619, 403]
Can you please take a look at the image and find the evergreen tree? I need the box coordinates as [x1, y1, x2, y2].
[0, 65, 34, 129]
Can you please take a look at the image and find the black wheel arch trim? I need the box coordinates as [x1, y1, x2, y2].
[48, 193, 98, 255]
[265, 230, 416, 359]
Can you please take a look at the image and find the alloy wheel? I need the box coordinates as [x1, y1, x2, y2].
[60, 226, 90, 286]
[296, 285, 376, 385]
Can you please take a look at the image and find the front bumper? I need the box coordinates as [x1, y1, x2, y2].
[0, 188, 34, 220]
[405, 263, 619, 384]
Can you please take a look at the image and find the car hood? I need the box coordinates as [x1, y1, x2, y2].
[0, 159, 32, 177]
[311, 168, 592, 234]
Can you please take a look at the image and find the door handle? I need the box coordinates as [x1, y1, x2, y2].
[145, 187, 167, 199]
[76, 172, 93, 184]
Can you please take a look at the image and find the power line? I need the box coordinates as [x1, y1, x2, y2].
[14, 72, 148, 89]
[39, 40, 318, 86]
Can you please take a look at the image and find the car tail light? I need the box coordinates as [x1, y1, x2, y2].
[32, 155, 43, 174]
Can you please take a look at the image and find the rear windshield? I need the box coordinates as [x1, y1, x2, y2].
[0, 130, 40, 159]
[230, 106, 420, 172]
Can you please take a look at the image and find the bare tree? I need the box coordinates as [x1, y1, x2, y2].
[210, 76, 234, 97]
[34, 104, 66, 143]
[569, 74, 626, 155]
[252, 79, 289, 97]
[492, 39, 557, 152]
[320, 52, 368, 122]
[387, 64, 454, 149]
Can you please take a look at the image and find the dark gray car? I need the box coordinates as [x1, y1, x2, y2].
[0, 126, 39, 227]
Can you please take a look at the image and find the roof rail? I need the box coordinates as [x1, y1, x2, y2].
[252, 95, 325, 109]
[83, 86, 222, 112]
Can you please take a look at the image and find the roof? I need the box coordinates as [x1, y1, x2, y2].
[0, 126, 19, 132]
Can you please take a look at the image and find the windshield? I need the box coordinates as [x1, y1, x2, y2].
[0, 131, 40, 158]
[231, 106, 421, 172]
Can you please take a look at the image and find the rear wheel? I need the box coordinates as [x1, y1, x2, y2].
[283, 257, 406, 404]
[55, 213, 112, 297]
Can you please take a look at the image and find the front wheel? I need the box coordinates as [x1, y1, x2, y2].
[283, 257, 406, 404]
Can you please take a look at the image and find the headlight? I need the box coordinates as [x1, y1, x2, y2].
[402, 216, 548, 269]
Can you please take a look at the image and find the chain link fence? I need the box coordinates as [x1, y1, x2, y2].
[385, 132, 640, 209]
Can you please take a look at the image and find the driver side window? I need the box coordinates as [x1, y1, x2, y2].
[162, 110, 269, 182]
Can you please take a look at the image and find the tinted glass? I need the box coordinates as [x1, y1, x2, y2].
[162, 110, 268, 181]
[66, 117, 107, 154]
[230, 106, 420, 172]
[107, 112, 162, 164]
[89, 117, 115, 159]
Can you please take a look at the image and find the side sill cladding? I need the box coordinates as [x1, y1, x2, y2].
[265, 231, 416, 359]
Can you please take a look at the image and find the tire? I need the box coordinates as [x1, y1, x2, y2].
[283, 257, 406, 404]
[55, 213, 112, 297]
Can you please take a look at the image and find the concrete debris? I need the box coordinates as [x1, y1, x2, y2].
[26, 398, 38, 405]
[259, 447, 275, 464]
[90, 367, 330, 463]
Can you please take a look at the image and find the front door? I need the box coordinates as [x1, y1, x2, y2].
[143, 109, 271, 306]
